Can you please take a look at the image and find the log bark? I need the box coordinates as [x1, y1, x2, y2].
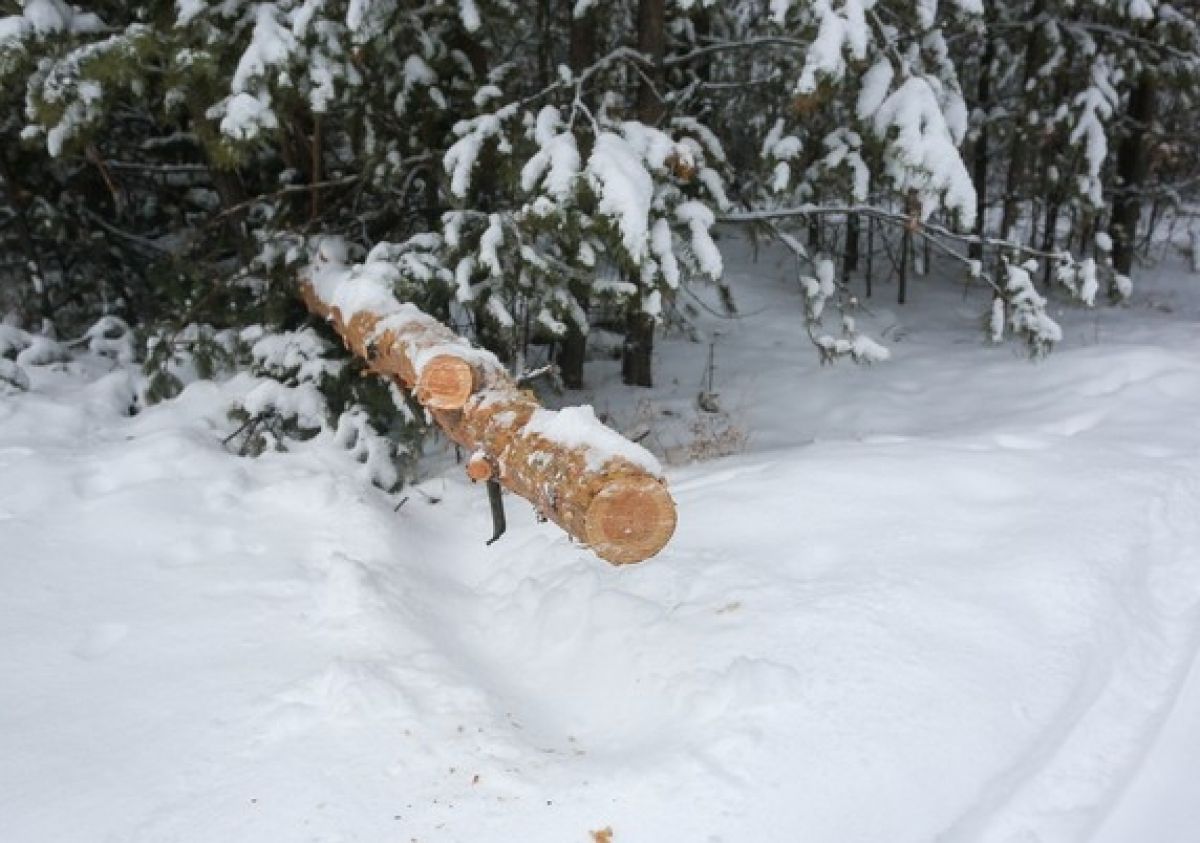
[299, 249, 677, 564]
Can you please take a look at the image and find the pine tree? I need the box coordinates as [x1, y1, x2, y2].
[2, 0, 1198, 401]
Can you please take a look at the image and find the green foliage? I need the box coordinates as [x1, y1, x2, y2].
[0, 0, 1197, 433]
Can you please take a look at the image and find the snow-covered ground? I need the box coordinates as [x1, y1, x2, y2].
[3, 242, 1200, 843]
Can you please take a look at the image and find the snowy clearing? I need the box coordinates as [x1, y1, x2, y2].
[3, 244, 1200, 843]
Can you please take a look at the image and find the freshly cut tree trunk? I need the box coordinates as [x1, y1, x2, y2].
[299, 247, 677, 564]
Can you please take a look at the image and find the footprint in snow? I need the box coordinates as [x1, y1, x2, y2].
[73, 622, 129, 660]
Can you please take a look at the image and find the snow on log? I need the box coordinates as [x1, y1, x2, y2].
[299, 241, 677, 564]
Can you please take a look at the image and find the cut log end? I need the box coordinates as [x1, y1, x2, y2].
[417, 355, 476, 410]
[466, 452, 493, 482]
[584, 475, 678, 565]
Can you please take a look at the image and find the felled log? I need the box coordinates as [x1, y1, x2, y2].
[299, 240, 677, 564]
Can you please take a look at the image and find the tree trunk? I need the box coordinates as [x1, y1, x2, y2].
[1041, 200, 1060, 288]
[557, 317, 588, 389]
[1112, 71, 1156, 278]
[622, 309, 656, 387]
[998, 0, 1046, 243]
[843, 213, 860, 283]
[635, 0, 665, 124]
[557, 0, 599, 390]
[622, 0, 666, 388]
[300, 247, 677, 565]
[0, 152, 50, 320]
[865, 215, 874, 298]
[970, 7, 994, 262]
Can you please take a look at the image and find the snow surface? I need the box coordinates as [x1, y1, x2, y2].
[3, 238, 1200, 842]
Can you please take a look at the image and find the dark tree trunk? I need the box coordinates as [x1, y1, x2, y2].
[1041, 200, 1060, 288]
[556, 1, 599, 389]
[536, 0, 551, 89]
[635, 0, 665, 124]
[557, 316, 587, 389]
[622, 0, 666, 387]
[0, 152, 50, 320]
[998, 0, 1046, 243]
[865, 216, 874, 298]
[569, 2, 597, 83]
[310, 115, 322, 221]
[843, 213, 859, 284]
[622, 310, 656, 387]
[692, 6, 713, 87]
[1112, 71, 1156, 278]
[208, 164, 252, 261]
[970, 8, 994, 262]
